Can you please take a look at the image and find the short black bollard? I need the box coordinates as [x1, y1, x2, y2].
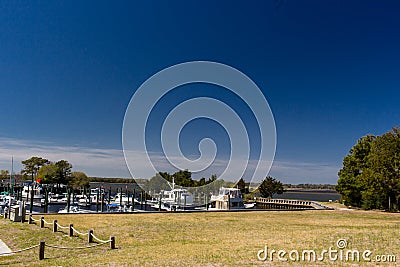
[40, 216, 44, 228]
[110, 236, 115, 249]
[69, 224, 73, 237]
[39, 241, 45, 260]
[88, 230, 93, 243]
[53, 220, 57, 232]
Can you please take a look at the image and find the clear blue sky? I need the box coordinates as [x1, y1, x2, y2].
[0, 1, 399, 184]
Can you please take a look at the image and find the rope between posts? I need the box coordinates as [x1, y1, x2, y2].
[31, 216, 41, 222]
[71, 226, 89, 236]
[0, 244, 39, 256]
[42, 219, 52, 225]
[55, 222, 69, 229]
[90, 233, 111, 243]
[45, 242, 109, 250]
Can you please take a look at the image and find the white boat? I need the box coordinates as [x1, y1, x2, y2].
[89, 188, 105, 203]
[157, 179, 195, 211]
[58, 205, 89, 213]
[21, 182, 44, 199]
[210, 187, 245, 210]
[77, 195, 91, 206]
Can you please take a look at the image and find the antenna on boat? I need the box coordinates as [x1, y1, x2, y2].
[166, 176, 176, 190]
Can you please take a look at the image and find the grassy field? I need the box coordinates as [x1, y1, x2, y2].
[0, 208, 399, 266]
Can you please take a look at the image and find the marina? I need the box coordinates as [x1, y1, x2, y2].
[2, 186, 337, 214]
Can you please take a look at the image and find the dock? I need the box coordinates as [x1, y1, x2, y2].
[255, 197, 333, 210]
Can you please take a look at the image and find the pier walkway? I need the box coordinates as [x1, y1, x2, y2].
[255, 197, 333, 210]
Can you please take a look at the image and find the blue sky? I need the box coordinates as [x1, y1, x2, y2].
[0, 1, 399, 184]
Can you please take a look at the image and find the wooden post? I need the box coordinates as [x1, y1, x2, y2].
[67, 188, 71, 213]
[44, 189, 48, 213]
[127, 190, 130, 206]
[68, 224, 73, 237]
[108, 187, 111, 205]
[53, 220, 57, 232]
[206, 195, 209, 210]
[132, 189, 135, 211]
[110, 236, 115, 249]
[140, 191, 143, 210]
[96, 189, 99, 212]
[100, 193, 104, 212]
[39, 241, 45, 260]
[40, 216, 44, 228]
[88, 230, 93, 243]
[28, 214, 32, 224]
[29, 185, 34, 214]
[158, 194, 162, 211]
[119, 188, 122, 207]
[228, 194, 231, 210]
[26, 185, 29, 202]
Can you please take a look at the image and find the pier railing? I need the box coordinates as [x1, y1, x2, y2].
[255, 197, 333, 210]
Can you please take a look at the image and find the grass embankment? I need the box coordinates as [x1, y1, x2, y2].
[0, 209, 399, 266]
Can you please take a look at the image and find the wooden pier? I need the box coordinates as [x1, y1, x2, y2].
[255, 197, 332, 210]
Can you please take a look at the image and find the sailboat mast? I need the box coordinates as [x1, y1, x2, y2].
[10, 156, 14, 194]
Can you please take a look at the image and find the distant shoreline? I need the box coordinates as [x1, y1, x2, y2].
[284, 188, 338, 194]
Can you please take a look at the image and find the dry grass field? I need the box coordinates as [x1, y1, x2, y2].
[0, 208, 399, 266]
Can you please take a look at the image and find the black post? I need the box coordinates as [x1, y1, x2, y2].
[69, 224, 73, 237]
[29, 185, 34, 214]
[158, 194, 162, 211]
[110, 236, 116, 249]
[40, 216, 44, 228]
[39, 241, 45, 260]
[53, 220, 57, 232]
[119, 188, 122, 207]
[100, 193, 104, 212]
[96, 189, 99, 213]
[88, 230, 93, 243]
[108, 187, 111, 205]
[127, 190, 130, 206]
[67, 188, 71, 213]
[125, 187, 128, 203]
[43, 188, 46, 213]
[133, 189, 136, 211]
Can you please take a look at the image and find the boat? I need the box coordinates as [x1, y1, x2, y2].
[112, 193, 132, 205]
[21, 182, 44, 199]
[76, 195, 91, 206]
[209, 187, 245, 210]
[156, 178, 195, 211]
[58, 204, 89, 213]
[89, 188, 105, 203]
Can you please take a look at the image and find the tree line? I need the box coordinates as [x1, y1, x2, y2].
[336, 127, 400, 211]
[20, 156, 89, 190]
